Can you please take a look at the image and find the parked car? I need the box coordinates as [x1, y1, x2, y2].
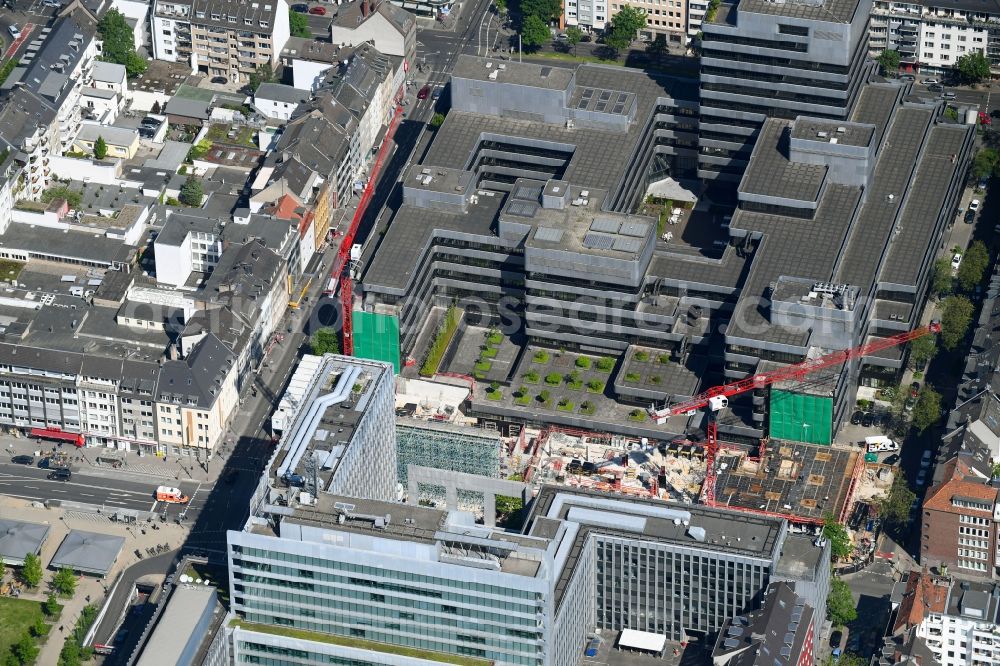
[309, 5, 326, 14]
[978, 177, 990, 190]
[210, 76, 227, 84]
[952, 253, 963, 271]
[10, 455, 33, 465]
[921, 450, 933, 468]
[291, 2, 308, 10]
[883, 454, 900, 466]
[417, 85, 431, 100]
[47, 468, 71, 481]
[916, 469, 927, 486]
[432, 87, 442, 100]
[850, 410, 864, 425]
[922, 77, 939, 85]
[965, 209, 976, 224]
[899, 74, 915, 81]
[904, 396, 916, 412]
[910, 381, 921, 397]
[862, 412, 875, 427]
[970, 199, 981, 212]
[8, 24, 21, 39]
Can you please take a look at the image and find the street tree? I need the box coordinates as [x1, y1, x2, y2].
[97, 9, 147, 78]
[912, 386, 942, 433]
[940, 295, 974, 350]
[909, 334, 938, 370]
[972, 147, 999, 179]
[520, 14, 551, 49]
[876, 49, 901, 77]
[822, 514, 852, 560]
[646, 33, 667, 58]
[610, 5, 647, 38]
[955, 51, 991, 84]
[827, 577, 858, 626]
[310, 328, 340, 355]
[93, 136, 107, 160]
[43, 594, 60, 616]
[179, 175, 204, 207]
[289, 10, 311, 37]
[931, 257, 954, 297]
[566, 25, 584, 54]
[53, 567, 77, 597]
[957, 240, 990, 292]
[20, 552, 42, 587]
[875, 471, 916, 535]
[604, 26, 632, 56]
[519, 0, 561, 23]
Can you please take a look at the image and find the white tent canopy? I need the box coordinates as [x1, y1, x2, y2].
[618, 629, 666, 654]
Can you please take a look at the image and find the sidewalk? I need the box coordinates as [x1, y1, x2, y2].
[0, 496, 187, 665]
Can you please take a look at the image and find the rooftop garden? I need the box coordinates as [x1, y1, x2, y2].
[204, 123, 256, 148]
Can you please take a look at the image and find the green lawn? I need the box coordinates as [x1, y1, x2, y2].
[0, 597, 50, 657]
[230, 620, 491, 666]
[205, 123, 256, 148]
[0, 259, 24, 283]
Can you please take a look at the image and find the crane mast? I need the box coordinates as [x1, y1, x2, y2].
[646, 322, 941, 506]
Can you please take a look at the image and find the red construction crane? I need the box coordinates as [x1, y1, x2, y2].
[331, 106, 404, 356]
[648, 322, 941, 505]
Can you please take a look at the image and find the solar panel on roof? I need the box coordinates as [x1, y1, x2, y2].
[724, 638, 740, 649]
[599, 90, 612, 101]
[620, 221, 649, 237]
[513, 185, 541, 201]
[582, 233, 614, 250]
[535, 227, 564, 242]
[581, 88, 594, 99]
[577, 99, 590, 109]
[595, 102, 607, 112]
[617, 92, 629, 103]
[612, 104, 626, 114]
[612, 237, 643, 253]
[508, 201, 538, 217]
[590, 218, 621, 233]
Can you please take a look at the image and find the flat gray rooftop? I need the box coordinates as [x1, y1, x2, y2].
[737, 0, 863, 23]
[452, 56, 574, 91]
[1, 224, 132, 266]
[791, 118, 874, 148]
[740, 120, 826, 202]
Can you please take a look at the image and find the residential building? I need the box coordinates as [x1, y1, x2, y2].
[712, 582, 817, 666]
[111, 0, 151, 49]
[253, 83, 309, 121]
[330, 0, 417, 66]
[150, 0, 291, 83]
[922, 465, 1000, 577]
[869, 0, 999, 75]
[889, 568, 1000, 666]
[698, 0, 874, 183]
[73, 124, 141, 159]
[154, 213, 224, 288]
[570, 0, 687, 43]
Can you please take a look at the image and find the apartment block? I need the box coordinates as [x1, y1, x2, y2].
[151, 0, 291, 83]
[922, 465, 1000, 577]
[869, 0, 999, 74]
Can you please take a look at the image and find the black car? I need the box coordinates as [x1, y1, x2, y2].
[965, 209, 976, 224]
[883, 454, 900, 466]
[861, 412, 875, 427]
[910, 381, 921, 397]
[11, 455, 34, 465]
[47, 468, 71, 481]
[210, 76, 228, 84]
[291, 3, 308, 11]
[928, 83, 944, 93]
[850, 410, 864, 425]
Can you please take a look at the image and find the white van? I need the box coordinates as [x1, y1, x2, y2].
[866, 435, 899, 453]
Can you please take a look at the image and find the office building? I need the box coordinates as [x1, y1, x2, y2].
[150, 0, 291, 83]
[712, 582, 817, 666]
[565, 0, 688, 44]
[922, 465, 1000, 577]
[698, 0, 874, 183]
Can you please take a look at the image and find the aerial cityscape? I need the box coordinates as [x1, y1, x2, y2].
[0, 0, 996, 664]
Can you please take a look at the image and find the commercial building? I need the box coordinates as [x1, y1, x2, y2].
[566, 0, 687, 44]
[150, 0, 291, 83]
[330, 0, 417, 66]
[922, 465, 1000, 577]
[698, 0, 874, 183]
[869, 0, 1000, 75]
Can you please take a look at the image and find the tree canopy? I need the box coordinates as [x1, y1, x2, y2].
[972, 148, 1000, 179]
[940, 295, 974, 350]
[931, 257, 954, 297]
[519, 0, 561, 23]
[822, 514, 852, 560]
[310, 328, 340, 356]
[955, 51, 990, 84]
[520, 14, 551, 49]
[957, 240, 990, 292]
[827, 577, 858, 626]
[289, 10, 311, 38]
[179, 175, 204, 207]
[876, 50, 900, 77]
[93, 136, 107, 160]
[53, 567, 77, 597]
[909, 334, 938, 370]
[247, 63, 276, 93]
[97, 9, 147, 78]
[876, 471, 916, 534]
[565, 25, 584, 53]
[20, 552, 42, 587]
[610, 5, 647, 37]
[912, 385, 942, 434]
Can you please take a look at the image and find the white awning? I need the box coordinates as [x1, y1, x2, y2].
[618, 629, 666, 653]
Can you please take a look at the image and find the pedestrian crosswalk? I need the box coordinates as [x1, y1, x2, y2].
[63, 510, 112, 524]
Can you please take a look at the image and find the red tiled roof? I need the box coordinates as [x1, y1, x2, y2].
[893, 570, 949, 634]
[923, 477, 997, 515]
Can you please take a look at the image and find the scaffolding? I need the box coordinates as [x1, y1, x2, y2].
[396, 419, 502, 486]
